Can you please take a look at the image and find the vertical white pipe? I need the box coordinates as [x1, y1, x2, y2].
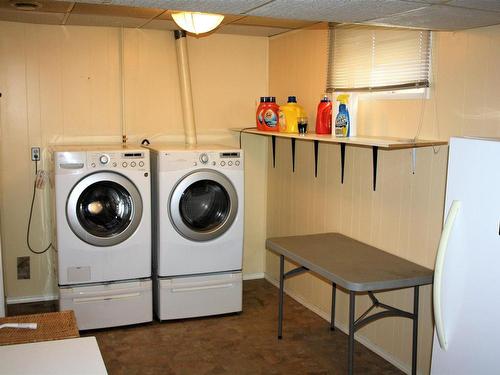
[174, 30, 197, 145]
[119, 27, 127, 145]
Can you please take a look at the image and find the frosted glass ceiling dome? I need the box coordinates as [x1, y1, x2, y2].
[172, 12, 224, 35]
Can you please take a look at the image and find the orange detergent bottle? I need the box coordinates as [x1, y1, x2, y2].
[256, 97, 279, 131]
[279, 96, 306, 133]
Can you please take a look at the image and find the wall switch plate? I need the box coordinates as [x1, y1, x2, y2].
[31, 147, 40, 161]
[17, 256, 30, 279]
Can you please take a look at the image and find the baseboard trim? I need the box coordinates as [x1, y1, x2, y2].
[264, 274, 413, 375]
[243, 272, 265, 280]
[6, 294, 58, 304]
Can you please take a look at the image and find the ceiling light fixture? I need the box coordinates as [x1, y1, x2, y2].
[172, 12, 224, 35]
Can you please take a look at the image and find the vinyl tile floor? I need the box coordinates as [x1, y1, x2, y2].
[8, 279, 403, 375]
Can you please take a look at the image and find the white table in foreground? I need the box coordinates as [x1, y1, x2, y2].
[0, 336, 107, 375]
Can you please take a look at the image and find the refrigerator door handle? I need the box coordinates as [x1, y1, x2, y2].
[433, 199, 461, 351]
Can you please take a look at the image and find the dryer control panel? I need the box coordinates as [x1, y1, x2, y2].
[88, 151, 149, 171]
[161, 150, 244, 172]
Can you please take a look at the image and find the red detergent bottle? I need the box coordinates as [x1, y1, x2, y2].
[315, 95, 332, 134]
[257, 96, 279, 131]
[256, 97, 267, 130]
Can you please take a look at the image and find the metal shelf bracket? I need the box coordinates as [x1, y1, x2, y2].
[272, 135, 276, 168]
[314, 140, 319, 178]
[340, 143, 346, 184]
[372, 146, 379, 191]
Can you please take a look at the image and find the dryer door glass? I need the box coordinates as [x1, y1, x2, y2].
[170, 170, 238, 242]
[67, 172, 143, 247]
[179, 180, 229, 231]
[76, 181, 132, 237]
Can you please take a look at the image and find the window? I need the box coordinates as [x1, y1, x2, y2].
[326, 24, 432, 93]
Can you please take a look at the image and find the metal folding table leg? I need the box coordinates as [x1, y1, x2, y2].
[348, 291, 355, 375]
[411, 286, 419, 375]
[330, 282, 336, 331]
[278, 255, 285, 339]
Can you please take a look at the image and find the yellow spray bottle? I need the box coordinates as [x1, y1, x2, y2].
[335, 94, 350, 137]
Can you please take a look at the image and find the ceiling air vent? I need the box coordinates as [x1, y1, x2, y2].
[9, 0, 42, 11]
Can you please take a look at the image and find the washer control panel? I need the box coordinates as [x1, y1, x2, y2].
[88, 151, 148, 171]
[218, 152, 241, 168]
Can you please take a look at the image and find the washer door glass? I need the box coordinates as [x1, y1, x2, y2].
[77, 181, 133, 237]
[67, 172, 143, 247]
[170, 170, 238, 242]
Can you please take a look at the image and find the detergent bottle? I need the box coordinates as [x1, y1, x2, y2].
[315, 95, 332, 134]
[257, 97, 280, 131]
[256, 97, 267, 130]
[263, 97, 280, 131]
[335, 94, 350, 138]
[279, 96, 305, 133]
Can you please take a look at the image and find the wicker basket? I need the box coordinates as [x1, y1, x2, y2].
[0, 310, 79, 346]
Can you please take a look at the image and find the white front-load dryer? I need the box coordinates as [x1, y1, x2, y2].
[148, 144, 244, 320]
[53, 145, 152, 329]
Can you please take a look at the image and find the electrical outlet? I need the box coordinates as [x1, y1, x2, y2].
[31, 147, 40, 161]
[17, 256, 30, 280]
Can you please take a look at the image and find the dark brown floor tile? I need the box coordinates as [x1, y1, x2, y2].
[8, 280, 403, 374]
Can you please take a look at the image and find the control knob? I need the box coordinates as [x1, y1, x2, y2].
[99, 154, 110, 165]
[199, 153, 209, 164]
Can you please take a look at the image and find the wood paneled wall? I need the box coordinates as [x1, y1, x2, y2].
[0, 21, 268, 301]
[266, 24, 500, 374]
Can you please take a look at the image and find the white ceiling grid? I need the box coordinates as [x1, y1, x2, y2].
[448, 0, 500, 12]
[247, 0, 427, 22]
[76, 0, 272, 14]
[370, 4, 500, 29]
[1, 0, 500, 33]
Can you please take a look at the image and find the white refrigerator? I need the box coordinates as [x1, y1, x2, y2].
[431, 137, 500, 374]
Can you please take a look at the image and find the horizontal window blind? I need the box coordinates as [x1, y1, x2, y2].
[326, 24, 431, 92]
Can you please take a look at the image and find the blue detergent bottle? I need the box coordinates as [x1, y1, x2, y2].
[335, 94, 350, 137]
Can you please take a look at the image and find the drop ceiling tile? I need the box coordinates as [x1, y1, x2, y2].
[368, 4, 500, 30]
[0, 8, 65, 23]
[218, 14, 243, 24]
[247, 0, 427, 22]
[402, 0, 450, 3]
[216, 23, 291, 37]
[71, 0, 270, 14]
[448, 0, 500, 12]
[232, 15, 316, 29]
[72, 3, 163, 18]
[65, 13, 148, 27]
[0, 0, 74, 12]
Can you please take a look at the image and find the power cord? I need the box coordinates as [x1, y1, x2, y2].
[26, 159, 52, 255]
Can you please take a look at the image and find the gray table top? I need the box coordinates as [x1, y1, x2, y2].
[266, 233, 433, 292]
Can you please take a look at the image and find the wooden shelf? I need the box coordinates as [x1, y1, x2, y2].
[234, 127, 447, 191]
[232, 128, 447, 149]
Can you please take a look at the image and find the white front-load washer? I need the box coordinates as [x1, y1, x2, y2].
[52, 145, 152, 329]
[147, 144, 244, 320]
